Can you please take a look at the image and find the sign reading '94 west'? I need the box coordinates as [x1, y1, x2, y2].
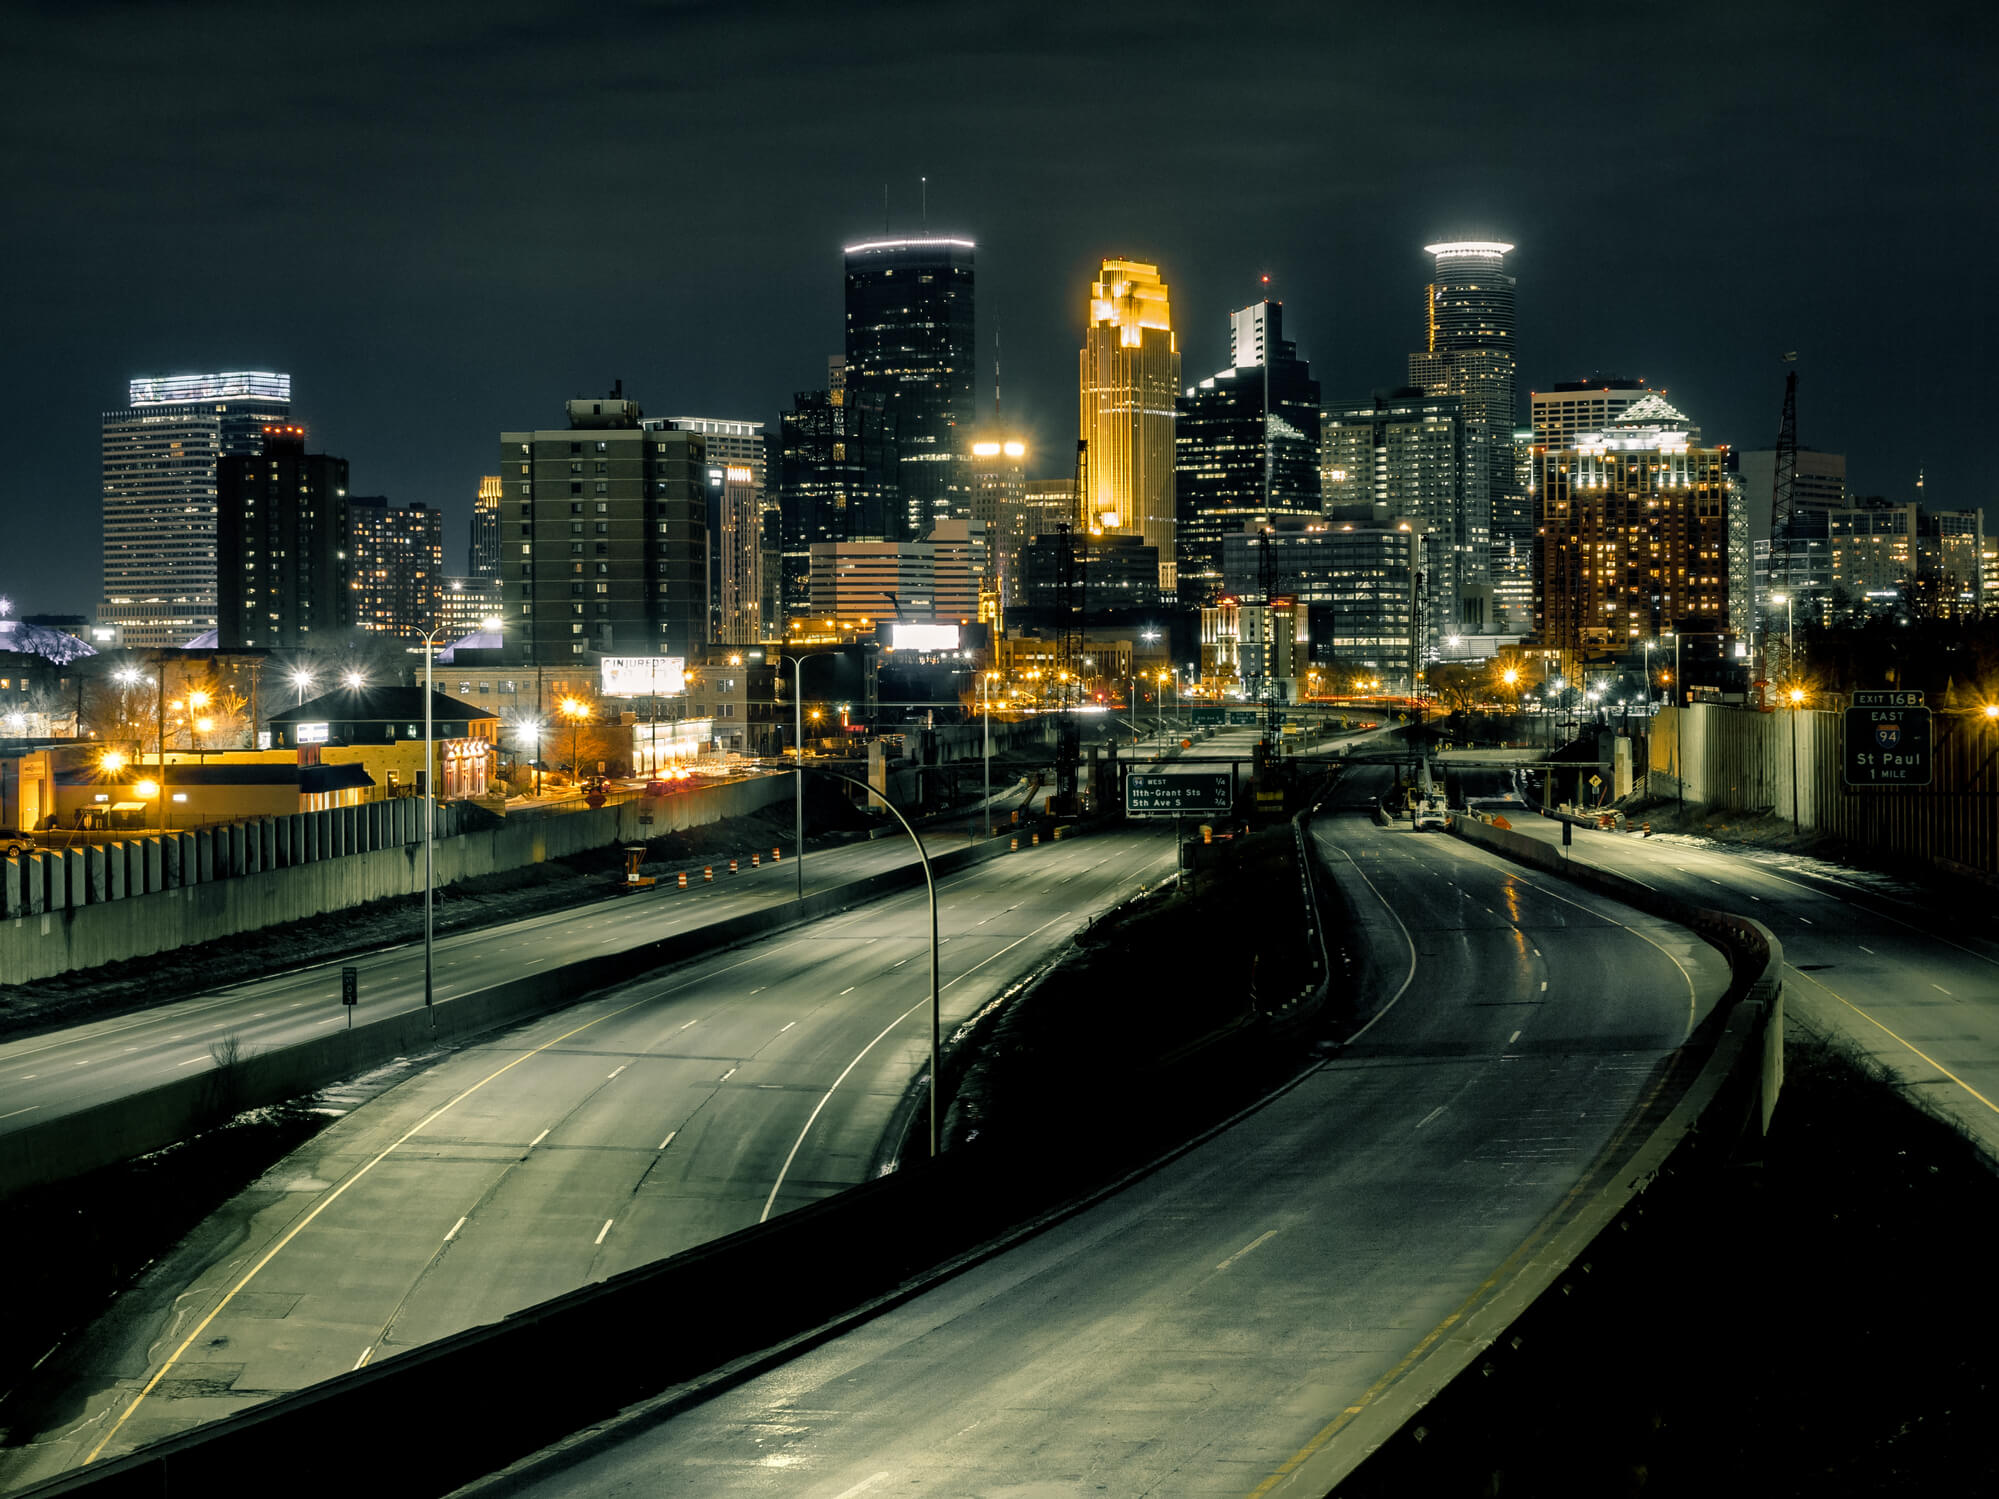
[1844, 692, 1932, 787]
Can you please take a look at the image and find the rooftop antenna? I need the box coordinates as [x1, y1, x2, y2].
[921, 175, 927, 234]
[883, 183, 889, 234]
[993, 320, 1002, 421]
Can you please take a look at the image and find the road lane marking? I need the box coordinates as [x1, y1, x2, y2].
[1786, 965, 1998, 1116]
[594, 1219, 614, 1245]
[840, 987, 855, 995]
[175, 1057, 205, 1067]
[1415, 1106, 1445, 1130]
[832, 1474, 891, 1499]
[1508, 1029, 1522, 1045]
[680, 1019, 699, 1030]
[529, 1129, 549, 1148]
[1215, 1230, 1279, 1271]
[719, 1066, 736, 1081]
[1318, 841, 1418, 1040]
[1797, 916, 1813, 925]
[1934, 985, 1953, 995]
[1859, 945, 1875, 954]
[443, 1216, 466, 1242]
[0, 1105, 39, 1121]
[658, 1131, 676, 1151]
[352, 1348, 373, 1371]
[1540, 981, 1548, 992]
[607, 1065, 626, 1079]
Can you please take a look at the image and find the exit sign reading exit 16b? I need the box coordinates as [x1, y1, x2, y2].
[1844, 693, 1931, 787]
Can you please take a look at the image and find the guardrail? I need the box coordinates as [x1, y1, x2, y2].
[1278, 812, 1783, 1494]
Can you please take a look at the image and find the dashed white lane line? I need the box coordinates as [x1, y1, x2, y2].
[1935, 984, 1954, 995]
[657, 1131, 676, 1151]
[839, 986, 855, 996]
[528, 1128, 549, 1149]
[680, 1019, 699, 1030]
[606, 1065, 626, 1079]
[0, 1105, 39, 1121]
[779, 1022, 795, 1033]
[719, 1066, 737, 1081]
[1215, 1230, 1279, 1271]
[831, 1472, 892, 1499]
[1859, 945, 1876, 954]
[594, 1219, 614, 1246]
[175, 1057, 205, 1067]
[1415, 1106, 1446, 1130]
[443, 1216, 466, 1242]
[352, 1348, 373, 1371]
[1508, 1029, 1523, 1045]
[1540, 981, 1548, 992]
[1798, 916, 1813, 925]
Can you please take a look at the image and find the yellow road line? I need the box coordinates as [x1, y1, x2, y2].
[1785, 964, 1999, 1116]
[83, 978, 716, 1465]
[1246, 1047, 1686, 1498]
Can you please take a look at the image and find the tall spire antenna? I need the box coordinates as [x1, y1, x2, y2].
[993, 320, 1002, 421]
[920, 175, 927, 233]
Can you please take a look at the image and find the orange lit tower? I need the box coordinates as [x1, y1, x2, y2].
[1080, 259, 1180, 592]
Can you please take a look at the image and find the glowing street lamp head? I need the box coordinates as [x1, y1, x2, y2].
[100, 750, 127, 774]
[1788, 687, 1806, 705]
[135, 779, 160, 799]
[480, 615, 504, 632]
[115, 666, 143, 687]
[559, 697, 590, 722]
[290, 668, 315, 689]
[342, 670, 366, 690]
[187, 689, 210, 710]
[1501, 668, 1519, 686]
[1985, 704, 1999, 721]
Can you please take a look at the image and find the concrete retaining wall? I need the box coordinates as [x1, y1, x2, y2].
[0, 775, 791, 986]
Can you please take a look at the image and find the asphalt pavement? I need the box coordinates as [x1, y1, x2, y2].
[1489, 809, 1999, 1161]
[2, 824, 1180, 1486]
[462, 766, 1730, 1499]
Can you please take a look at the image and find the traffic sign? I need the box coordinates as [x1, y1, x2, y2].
[1851, 690, 1925, 707]
[1228, 710, 1260, 725]
[1190, 706, 1224, 725]
[1127, 772, 1233, 815]
[341, 966, 358, 1006]
[1845, 702, 1932, 786]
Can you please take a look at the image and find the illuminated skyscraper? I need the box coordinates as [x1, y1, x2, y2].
[1408, 241, 1516, 624]
[1080, 259, 1180, 592]
[1537, 399, 1730, 664]
[969, 435, 1027, 617]
[470, 475, 503, 578]
[100, 371, 292, 649]
[667, 417, 769, 643]
[1174, 299, 1321, 604]
[778, 388, 900, 617]
[843, 238, 975, 539]
[347, 497, 444, 642]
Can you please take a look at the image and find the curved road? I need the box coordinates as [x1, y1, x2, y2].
[1491, 810, 1999, 1160]
[465, 768, 1730, 1498]
[1, 825, 1180, 1486]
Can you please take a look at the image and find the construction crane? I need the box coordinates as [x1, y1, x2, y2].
[1765, 353, 1800, 687]
[1049, 440, 1088, 815]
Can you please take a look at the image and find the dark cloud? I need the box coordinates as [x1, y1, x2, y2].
[3, 0, 1993, 612]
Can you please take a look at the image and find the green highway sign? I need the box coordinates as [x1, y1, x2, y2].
[1127, 772, 1233, 815]
[1228, 710, 1260, 725]
[1845, 698, 1932, 786]
[1190, 706, 1224, 725]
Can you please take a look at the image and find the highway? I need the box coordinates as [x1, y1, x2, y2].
[450, 767, 1730, 1498]
[1486, 808, 1999, 1160]
[1, 823, 1184, 1485]
[0, 825, 985, 1139]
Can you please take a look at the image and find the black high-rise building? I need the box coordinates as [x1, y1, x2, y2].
[217, 424, 349, 650]
[1173, 301, 1322, 605]
[842, 237, 974, 539]
[777, 384, 900, 616]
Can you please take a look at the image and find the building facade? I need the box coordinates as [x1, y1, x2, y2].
[440, 576, 500, 642]
[1174, 300, 1322, 606]
[969, 436, 1028, 615]
[1407, 242, 1515, 625]
[778, 386, 900, 617]
[216, 424, 349, 650]
[1530, 379, 1662, 449]
[346, 498, 444, 641]
[498, 395, 709, 664]
[1080, 259, 1180, 592]
[101, 371, 293, 649]
[804, 532, 978, 628]
[1537, 401, 1730, 664]
[843, 238, 976, 538]
[1223, 521, 1422, 690]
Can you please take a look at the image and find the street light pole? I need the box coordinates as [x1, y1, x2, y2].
[783, 650, 836, 899]
[981, 670, 992, 840]
[421, 625, 440, 1029]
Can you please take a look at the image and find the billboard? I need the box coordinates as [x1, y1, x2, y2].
[600, 656, 686, 697]
[889, 623, 961, 652]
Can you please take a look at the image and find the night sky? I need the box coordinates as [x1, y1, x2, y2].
[6, 0, 1992, 618]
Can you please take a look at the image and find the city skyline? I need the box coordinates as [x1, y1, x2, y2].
[5, 4, 1989, 618]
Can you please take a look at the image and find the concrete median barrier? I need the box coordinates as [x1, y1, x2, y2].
[0, 828, 1034, 1201]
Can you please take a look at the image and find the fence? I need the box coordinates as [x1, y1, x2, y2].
[0, 775, 791, 986]
[1648, 702, 1999, 877]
